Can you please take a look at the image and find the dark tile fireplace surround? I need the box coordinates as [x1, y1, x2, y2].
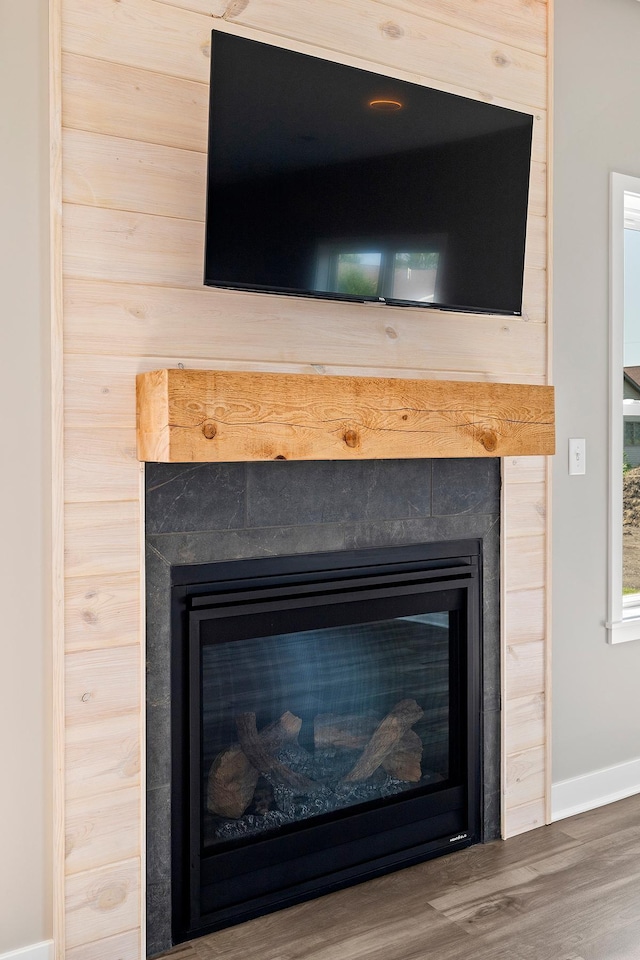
[145, 457, 501, 957]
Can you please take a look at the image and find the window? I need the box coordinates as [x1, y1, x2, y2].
[315, 243, 442, 303]
[608, 173, 640, 642]
[624, 419, 640, 447]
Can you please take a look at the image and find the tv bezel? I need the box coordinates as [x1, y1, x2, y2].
[203, 30, 533, 318]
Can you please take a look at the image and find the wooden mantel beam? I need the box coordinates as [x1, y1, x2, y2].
[136, 369, 555, 463]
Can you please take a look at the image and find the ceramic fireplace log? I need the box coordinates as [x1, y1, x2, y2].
[381, 729, 423, 782]
[342, 699, 424, 783]
[236, 712, 318, 794]
[314, 713, 423, 782]
[207, 744, 260, 820]
[313, 712, 379, 751]
[208, 710, 303, 818]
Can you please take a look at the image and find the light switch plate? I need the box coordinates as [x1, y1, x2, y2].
[569, 438, 586, 475]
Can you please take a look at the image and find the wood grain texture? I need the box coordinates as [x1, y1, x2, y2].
[62, 129, 206, 221]
[65, 501, 140, 578]
[505, 640, 545, 701]
[65, 857, 140, 949]
[504, 587, 546, 644]
[503, 455, 547, 484]
[66, 786, 141, 876]
[65, 713, 140, 802]
[63, 0, 214, 84]
[62, 0, 547, 108]
[136, 369, 555, 463]
[65, 423, 140, 503]
[529, 160, 547, 219]
[522, 267, 547, 324]
[67, 354, 552, 450]
[504, 534, 546, 591]
[504, 694, 545, 756]
[505, 745, 545, 810]
[504, 797, 547, 839]
[525, 214, 547, 273]
[63, 278, 548, 370]
[65, 645, 141, 726]
[504, 482, 547, 537]
[213, 0, 548, 109]
[63, 203, 205, 288]
[154, 0, 227, 15]
[65, 572, 140, 654]
[62, 52, 208, 150]
[379, 0, 548, 57]
[158, 0, 548, 58]
[66, 928, 141, 960]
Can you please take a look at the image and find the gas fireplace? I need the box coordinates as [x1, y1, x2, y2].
[171, 541, 481, 940]
[145, 458, 501, 956]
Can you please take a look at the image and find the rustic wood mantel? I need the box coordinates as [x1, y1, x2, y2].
[136, 369, 555, 463]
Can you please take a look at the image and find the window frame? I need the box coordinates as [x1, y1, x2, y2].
[607, 172, 640, 643]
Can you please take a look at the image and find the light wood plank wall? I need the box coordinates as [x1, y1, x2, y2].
[54, 0, 551, 955]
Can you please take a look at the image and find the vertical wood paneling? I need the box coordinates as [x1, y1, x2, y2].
[55, 0, 551, 951]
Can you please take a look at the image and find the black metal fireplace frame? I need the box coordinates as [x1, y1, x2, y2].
[170, 540, 482, 943]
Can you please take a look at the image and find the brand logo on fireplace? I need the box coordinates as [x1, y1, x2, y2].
[449, 833, 469, 843]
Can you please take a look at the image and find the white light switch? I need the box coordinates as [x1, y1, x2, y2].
[569, 438, 586, 475]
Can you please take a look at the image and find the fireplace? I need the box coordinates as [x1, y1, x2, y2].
[145, 458, 500, 956]
[171, 540, 481, 940]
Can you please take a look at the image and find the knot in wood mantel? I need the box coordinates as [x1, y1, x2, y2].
[136, 370, 555, 464]
[478, 428, 498, 453]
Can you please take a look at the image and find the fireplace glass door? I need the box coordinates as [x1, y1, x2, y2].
[171, 542, 481, 941]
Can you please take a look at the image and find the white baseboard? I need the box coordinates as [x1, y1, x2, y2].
[552, 756, 640, 821]
[0, 942, 53, 960]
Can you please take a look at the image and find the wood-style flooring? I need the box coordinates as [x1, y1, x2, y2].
[156, 794, 640, 960]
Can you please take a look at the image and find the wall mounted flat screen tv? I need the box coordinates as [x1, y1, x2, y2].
[204, 31, 534, 316]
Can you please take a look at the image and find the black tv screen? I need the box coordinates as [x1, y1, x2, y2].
[204, 31, 533, 316]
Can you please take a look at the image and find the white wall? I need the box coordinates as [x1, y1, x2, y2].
[0, 0, 52, 950]
[553, 0, 640, 793]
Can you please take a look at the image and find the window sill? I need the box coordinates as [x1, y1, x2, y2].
[606, 616, 640, 644]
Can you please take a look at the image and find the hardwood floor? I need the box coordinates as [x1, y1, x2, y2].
[155, 795, 640, 960]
